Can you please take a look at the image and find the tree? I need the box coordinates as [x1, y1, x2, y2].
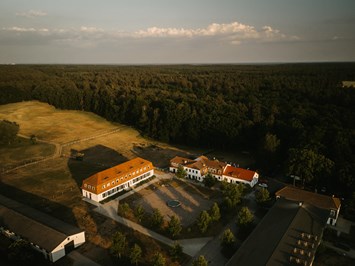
[209, 202, 221, 222]
[203, 173, 217, 188]
[134, 204, 145, 222]
[110, 232, 127, 259]
[176, 165, 187, 179]
[192, 255, 208, 266]
[287, 148, 334, 184]
[167, 215, 182, 238]
[129, 244, 142, 266]
[0, 120, 19, 145]
[255, 188, 270, 204]
[197, 210, 211, 233]
[117, 202, 131, 217]
[30, 134, 37, 144]
[151, 252, 166, 266]
[170, 242, 183, 261]
[151, 208, 164, 229]
[221, 182, 244, 210]
[236, 207, 254, 238]
[236, 207, 254, 227]
[221, 228, 236, 248]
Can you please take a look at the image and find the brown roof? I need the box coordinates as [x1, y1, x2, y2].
[196, 156, 227, 172]
[275, 186, 341, 210]
[170, 156, 195, 166]
[82, 157, 153, 194]
[223, 166, 257, 182]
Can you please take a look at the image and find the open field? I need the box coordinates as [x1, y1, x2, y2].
[122, 178, 221, 227]
[0, 136, 55, 167]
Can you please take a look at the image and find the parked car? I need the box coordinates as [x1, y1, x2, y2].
[258, 183, 268, 188]
[334, 242, 351, 252]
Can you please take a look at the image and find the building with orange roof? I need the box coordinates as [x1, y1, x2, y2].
[275, 186, 341, 225]
[223, 165, 259, 187]
[169, 155, 258, 187]
[82, 157, 154, 202]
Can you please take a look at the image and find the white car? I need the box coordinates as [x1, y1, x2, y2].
[258, 183, 268, 188]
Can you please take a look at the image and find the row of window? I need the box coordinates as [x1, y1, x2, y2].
[84, 184, 96, 191]
[187, 168, 199, 174]
[101, 166, 151, 189]
[132, 172, 151, 184]
[101, 171, 152, 198]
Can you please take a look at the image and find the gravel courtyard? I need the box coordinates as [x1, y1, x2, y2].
[127, 178, 220, 226]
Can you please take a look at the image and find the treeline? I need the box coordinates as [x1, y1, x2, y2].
[0, 64, 354, 195]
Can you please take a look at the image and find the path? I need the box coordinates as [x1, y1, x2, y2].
[2, 128, 121, 174]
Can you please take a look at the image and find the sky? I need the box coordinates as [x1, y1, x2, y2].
[0, 0, 354, 64]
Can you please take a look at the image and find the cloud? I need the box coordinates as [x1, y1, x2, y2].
[2, 27, 49, 33]
[134, 22, 298, 43]
[16, 10, 47, 18]
[0, 21, 299, 48]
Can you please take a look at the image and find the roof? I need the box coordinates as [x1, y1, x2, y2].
[223, 166, 257, 181]
[275, 186, 341, 210]
[170, 156, 195, 166]
[226, 198, 329, 266]
[82, 157, 153, 194]
[0, 194, 83, 252]
[196, 156, 227, 172]
[170, 156, 227, 173]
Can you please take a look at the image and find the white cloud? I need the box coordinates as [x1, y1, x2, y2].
[16, 10, 47, 18]
[0, 21, 299, 48]
[134, 22, 298, 44]
[2, 27, 49, 33]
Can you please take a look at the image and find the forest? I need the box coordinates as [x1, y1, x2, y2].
[0, 63, 354, 198]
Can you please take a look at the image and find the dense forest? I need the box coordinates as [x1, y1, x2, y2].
[0, 64, 354, 198]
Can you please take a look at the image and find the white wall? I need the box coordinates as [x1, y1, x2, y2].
[83, 170, 154, 202]
[50, 231, 85, 262]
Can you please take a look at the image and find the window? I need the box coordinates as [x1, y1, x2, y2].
[102, 185, 105, 189]
[84, 184, 87, 188]
[107, 183, 110, 187]
[112, 181, 115, 185]
[116, 179, 119, 183]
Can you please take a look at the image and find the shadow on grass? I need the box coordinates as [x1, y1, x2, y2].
[67, 144, 128, 189]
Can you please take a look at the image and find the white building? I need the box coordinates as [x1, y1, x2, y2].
[82, 157, 154, 202]
[0, 194, 85, 263]
[169, 155, 259, 187]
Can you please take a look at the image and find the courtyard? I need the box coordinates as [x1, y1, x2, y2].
[121, 177, 221, 227]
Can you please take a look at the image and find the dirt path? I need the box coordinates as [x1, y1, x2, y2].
[2, 128, 122, 174]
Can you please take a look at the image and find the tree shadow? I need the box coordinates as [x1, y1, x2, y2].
[67, 144, 128, 189]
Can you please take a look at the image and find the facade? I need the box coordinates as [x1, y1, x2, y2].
[0, 194, 85, 263]
[82, 157, 154, 202]
[169, 155, 258, 187]
[275, 186, 341, 225]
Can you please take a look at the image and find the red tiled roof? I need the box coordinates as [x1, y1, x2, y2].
[223, 166, 257, 182]
[275, 186, 341, 210]
[82, 157, 153, 194]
